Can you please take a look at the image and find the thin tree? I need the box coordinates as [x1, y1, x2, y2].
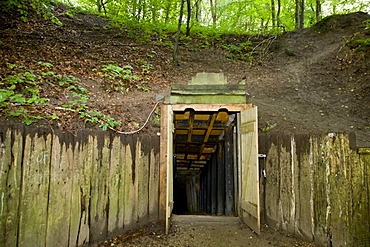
[295, 0, 304, 29]
[315, 0, 322, 22]
[173, 0, 185, 66]
[209, 0, 217, 26]
[271, 0, 276, 28]
[186, 0, 191, 36]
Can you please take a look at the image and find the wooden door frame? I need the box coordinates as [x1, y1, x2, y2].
[159, 103, 259, 233]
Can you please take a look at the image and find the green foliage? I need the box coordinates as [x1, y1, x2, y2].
[80, 110, 121, 131]
[0, 63, 47, 125]
[1, 0, 62, 24]
[0, 62, 122, 131]
[223, 41, 254, 62]
[98, 63, 140, 92]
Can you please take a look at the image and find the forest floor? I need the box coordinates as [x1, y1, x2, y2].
[0, 4, 369, 246]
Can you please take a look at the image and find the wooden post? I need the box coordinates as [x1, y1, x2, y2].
[225, 128, 235, 215]
[217, 143, 225, 215]
[206, 162, 212, 214]
[159, 105, 168, 219]
[211, 153, 217, 214]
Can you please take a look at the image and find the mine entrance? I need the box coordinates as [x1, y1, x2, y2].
[159, 73, 260, 235]
[172, 108, 238, 216]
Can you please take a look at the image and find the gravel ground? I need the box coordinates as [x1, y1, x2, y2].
[96, 215, 315, 247]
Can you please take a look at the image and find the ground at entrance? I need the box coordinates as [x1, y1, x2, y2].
[94, 215, 314, 247]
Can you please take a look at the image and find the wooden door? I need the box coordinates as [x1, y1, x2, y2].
[165, 105, 174, 234]
[238, 106, 260, 234]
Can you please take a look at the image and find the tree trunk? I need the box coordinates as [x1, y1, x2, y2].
[277, 0, 281, 27]
[173, 0, 185, 66]
[209, 0, 216, 26]
[271, 0, 276, 28]
[195, 0, 201, 22]
[315, 0, 321, 22]
[300, 0, 304, 28]
[164, 1, 172, 24]
[96, 0, 102, 13]
[295, 0, 304, 29]
[186, 0, 191, 36]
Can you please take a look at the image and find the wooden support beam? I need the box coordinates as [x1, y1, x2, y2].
[184, 110, 195, 161]
[197, 113, 217, 160]
[217, 143, 225, 215]
[211, 155, 217, 215]
[225, 127, 235, 215]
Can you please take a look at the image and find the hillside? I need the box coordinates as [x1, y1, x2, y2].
[0, 5, 369, 146]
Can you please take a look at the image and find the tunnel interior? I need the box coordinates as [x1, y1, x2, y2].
[172, 108, 239, 216]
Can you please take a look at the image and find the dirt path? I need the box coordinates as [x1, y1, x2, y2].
[96, 215, 314, 247]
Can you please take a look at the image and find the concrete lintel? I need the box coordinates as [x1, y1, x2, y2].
[167, 94, 251, 104]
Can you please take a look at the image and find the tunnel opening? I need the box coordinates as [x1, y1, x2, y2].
[172, 108, 239, 216]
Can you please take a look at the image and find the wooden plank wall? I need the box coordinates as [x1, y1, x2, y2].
[0, 124, 160, 247]
[259, 133, 370, 246]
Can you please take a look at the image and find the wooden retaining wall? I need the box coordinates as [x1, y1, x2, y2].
[0, 124, 160, 247]
[259, 133, 370, 246]
[1, 123, 369, 247]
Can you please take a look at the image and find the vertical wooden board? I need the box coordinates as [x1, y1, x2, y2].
[89, 134, 109, 242]
[217, 143, 225, 215]
[264, 140, 280, 226]
[0, 129, 22, 247]
[211, 155, 217, 214]
[0, 129, 11, 246]
[117, 136, 126, 230]
[348, 139, 370, 245]
[356, 152, 370, 245]
[206, 162, 211, 213]
[225, 128, 234, 216]
[312, 135, 329, 245]
[165, 105, 174, 234]
[239, 107, 260, 234]
[18, 132, 52, 247]
[79, 135, 93, 245]
[46, 134, 74, 247]
[159, 105, 168, 219]
[295, 136, 313, 241]
[137, 140, 149, 224]
[326, 134, 349, 246]
[69, 137, 91, 247]
[149, 148, 159, 221]
[108, 135, 124, 236]
[123, 142, 135, 229]
[278, 137, 292, 232]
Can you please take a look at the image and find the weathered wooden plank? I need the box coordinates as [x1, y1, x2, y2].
[294, 135, 313, 241]
[159, 105, 168, 219]
[137, 140, 149, 224]
[264, 136, 280, 227]
[211, 154, 217, 214]
[46, 133, 73, 247]
[225, 128, 234, 216]
[69, 133, 91, 246]
[206, 161, 212, 214]
[348, 137, 370, 246]
[124, 139, 136, 230]
[216, 143, 225, 215]
[108, 135, 124, 236]
[18, 130, 52, 247]
[149, 148, 159, 221]
[89, 133, 109, 242]
[327, 134, 349, 246]
[278, 136, 293, 232]
[0, 128, 22, 247]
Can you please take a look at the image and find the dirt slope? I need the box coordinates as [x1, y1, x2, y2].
[0, 6, 369, 146]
